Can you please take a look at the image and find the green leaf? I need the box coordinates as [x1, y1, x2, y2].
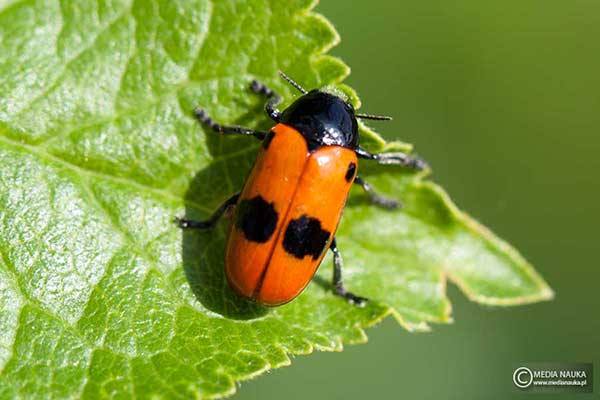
[0, 0, 552, 398]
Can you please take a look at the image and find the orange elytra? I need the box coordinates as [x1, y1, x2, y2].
[176, 72, 427, 307]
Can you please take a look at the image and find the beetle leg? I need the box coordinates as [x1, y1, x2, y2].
[330, 238, 368, 307]
[354, 175, 400, 209]
[250, 79, 282, 122]
[355, 146, 429, 170]
[193, 108, 267, 140]
[175, 193, 240, 230]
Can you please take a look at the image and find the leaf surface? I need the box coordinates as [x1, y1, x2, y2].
[0, 0, 552, 398]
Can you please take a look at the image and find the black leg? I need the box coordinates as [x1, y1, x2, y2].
[175, 193, 240, 230]
[330, 238, 368, 307]
[193, 108, 266, 140]
[250, 79, 282, 121]
[355, 146, 429, 170]
[354, 175, 400, 209]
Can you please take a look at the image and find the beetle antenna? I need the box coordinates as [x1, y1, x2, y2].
[278, 71, 307, 94]
[356, 113, 393, 121]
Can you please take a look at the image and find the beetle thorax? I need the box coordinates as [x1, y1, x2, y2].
[279, 90, 358, 151]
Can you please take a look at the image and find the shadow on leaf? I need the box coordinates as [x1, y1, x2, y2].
[179, 107, 271, 320]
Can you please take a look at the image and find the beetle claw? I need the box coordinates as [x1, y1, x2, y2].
[174, 217, 189, 229]
[335, 285, 369, 307]
[346, 293, 369, 307]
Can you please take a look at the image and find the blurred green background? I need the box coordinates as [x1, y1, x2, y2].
[238, 0, 599, 399]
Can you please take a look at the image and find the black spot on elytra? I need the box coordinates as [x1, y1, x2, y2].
[262, 130, 275, 149]
[345, 162, 356, 182]
[235, 196, 278, 243]
[283, 215, 331, 260]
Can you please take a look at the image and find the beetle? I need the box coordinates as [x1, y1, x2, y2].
[176, 72, 427, 307]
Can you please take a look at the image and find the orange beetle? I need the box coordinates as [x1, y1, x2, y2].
[177, 72, 427, 306]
